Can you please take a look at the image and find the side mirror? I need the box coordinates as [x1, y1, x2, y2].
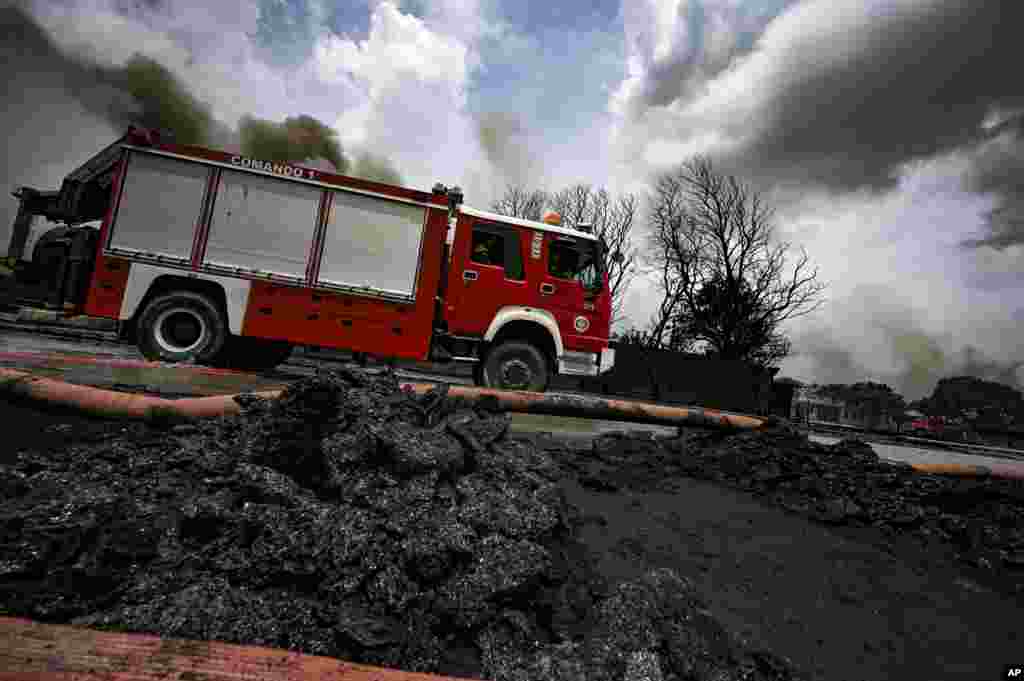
[611, 251, 625, 264]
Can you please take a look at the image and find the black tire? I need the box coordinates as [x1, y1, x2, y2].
[214, 335, 293, 372]
[136, 291, 227, 364]
[482, 341, 549, 392]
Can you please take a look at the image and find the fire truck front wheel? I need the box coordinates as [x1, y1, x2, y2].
[136, 291, 227, 364]
[482, 341, 550, 393]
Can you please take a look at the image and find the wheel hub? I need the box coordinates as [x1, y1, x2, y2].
[500, 358, 532, 389]
[153, 308, 206, 353]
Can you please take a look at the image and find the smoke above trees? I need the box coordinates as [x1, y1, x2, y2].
[1, 4, 398, 185]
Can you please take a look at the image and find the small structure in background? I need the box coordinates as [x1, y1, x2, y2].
[791, 384, 844, 424]
[769, 377, 799, 419]
[841, 400, 902, 432]
[793, 382, 907, 432]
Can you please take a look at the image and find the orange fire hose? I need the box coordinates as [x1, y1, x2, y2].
[0, 615, 471, 681]
[0, 367, 280, 421]
[417, 383, 769, 430]
[0, 367, 764, 430]
[2, 367, 1024, 480]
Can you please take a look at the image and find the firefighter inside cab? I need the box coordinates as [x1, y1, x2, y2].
[549, 243, 578, 280]
[542, 212, 599, 285]
[472, 232, 502, 266]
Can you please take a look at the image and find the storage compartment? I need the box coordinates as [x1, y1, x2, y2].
[107, 152, 208, 262]
[316, 190, 428, 301]
[204, 168, 320, 282]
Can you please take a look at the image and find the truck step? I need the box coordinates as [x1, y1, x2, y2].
[13, 307, 118, 331]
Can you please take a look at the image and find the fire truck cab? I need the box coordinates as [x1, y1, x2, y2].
[4, 126, 616, 392]
[437, 204, 614, 390]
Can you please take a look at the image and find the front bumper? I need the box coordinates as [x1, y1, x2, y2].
[558, 347, 616, 377]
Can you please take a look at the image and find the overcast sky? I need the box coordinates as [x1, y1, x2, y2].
[2, 0, 1022, 399]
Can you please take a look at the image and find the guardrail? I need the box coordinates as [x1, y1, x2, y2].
[804, 420, 1024, 461]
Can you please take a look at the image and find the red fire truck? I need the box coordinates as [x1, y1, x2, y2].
[4, 126, 618, 391]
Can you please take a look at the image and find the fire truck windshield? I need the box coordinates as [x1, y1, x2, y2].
[549, 239, 604, 290]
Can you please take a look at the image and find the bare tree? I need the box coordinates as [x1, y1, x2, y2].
[636, 241, 698, 353]
[490, 185, 548, 221]
[548, 184, 594, 227]
[647, 156, 825, 367]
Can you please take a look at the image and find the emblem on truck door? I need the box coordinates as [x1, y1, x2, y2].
[574, 316, 590, 333]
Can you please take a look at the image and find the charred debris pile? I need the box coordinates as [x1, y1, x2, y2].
[3, 367, 1023, 677]
[559, 424, 1024, 590]
[0, 368, 803, 680]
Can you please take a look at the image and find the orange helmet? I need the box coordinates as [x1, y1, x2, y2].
[542, 211, 562, 226]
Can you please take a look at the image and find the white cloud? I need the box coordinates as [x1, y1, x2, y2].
[609, 0, 952, 181]
[315, 3, 469, 96]
[608, 0, 774, 176]
[312, 1, 499, 197]
[652, 0, 687, 62]
[314, 1, 471, 150]
[420, 0, 493, 47]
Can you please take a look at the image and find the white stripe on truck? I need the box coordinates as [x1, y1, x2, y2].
[484, 306, 564, 358]
[119, 262, 251, 335]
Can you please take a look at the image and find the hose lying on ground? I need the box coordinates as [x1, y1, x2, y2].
[0, 367, 764, 430]
[0, 616, 468, 681]
[2, 367, 1023, 480]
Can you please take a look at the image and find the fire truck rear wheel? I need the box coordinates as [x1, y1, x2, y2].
[136, 291, 227, 364]
[482, 341, 549, 393]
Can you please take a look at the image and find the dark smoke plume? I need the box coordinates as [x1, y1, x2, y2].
[787, 283, 1023, 400]
[630, 0, 1024, 246]
[955, 346, 1024, 391]
[794, 327, 1023, 401]
[476, 111, 534, 186]
[960, 111, 1024, 250]
[2, 4, 399, 182]
[1, 5, 227, 147]
[350, 152, 403, 185]
[239, 115, 346, 173]
[94, 55, 227, 147]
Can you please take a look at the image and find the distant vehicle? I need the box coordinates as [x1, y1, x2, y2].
[5, 126, 618, 389]
[910, 415, 945, 435]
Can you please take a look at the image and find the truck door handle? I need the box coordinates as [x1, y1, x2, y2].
[463, 270, 478, 281]
[540, 283, 555, 295]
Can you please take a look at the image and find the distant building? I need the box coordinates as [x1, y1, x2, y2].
[793, 384, 908, 431]
[791, 384, 843, 424]
[840, 401, 900, 431]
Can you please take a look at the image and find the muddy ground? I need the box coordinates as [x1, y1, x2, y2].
[0, 368, 1021, 681]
